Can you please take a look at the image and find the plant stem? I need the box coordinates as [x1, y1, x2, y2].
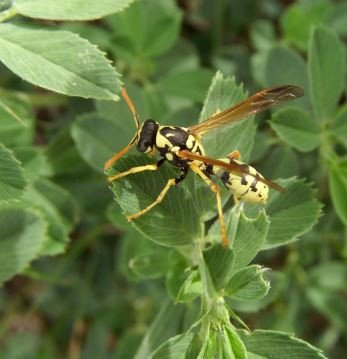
[0, 6, 17, 22]
[319, 123, 338, 165]
[197, 245, 216, 305]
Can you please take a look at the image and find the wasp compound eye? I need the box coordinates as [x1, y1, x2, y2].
[137, 140, 149, 152]
[137, 120, 158, 152]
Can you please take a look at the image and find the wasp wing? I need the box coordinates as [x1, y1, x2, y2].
[189, 85, 304, 136]
[178, 150, 285, 193]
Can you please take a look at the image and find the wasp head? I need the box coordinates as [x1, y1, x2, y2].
[137, 119, 159, 153]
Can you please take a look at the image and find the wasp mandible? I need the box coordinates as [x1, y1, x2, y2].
[104, 85, 304, 246]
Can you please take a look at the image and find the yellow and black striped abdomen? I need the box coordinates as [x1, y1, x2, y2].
[210, 158, 268, 204]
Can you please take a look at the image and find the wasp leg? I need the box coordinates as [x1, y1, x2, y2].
[189, 163, 228, 247]
[127, 167, 188, 221]
[107, 159, 165, 183]
[226, 150, 241, 160]
[104, 134, 139, 171]
[104, 145, 131, 171]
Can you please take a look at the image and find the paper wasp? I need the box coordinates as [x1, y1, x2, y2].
[104, 85, 303, 246]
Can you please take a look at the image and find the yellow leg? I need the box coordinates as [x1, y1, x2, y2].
[108, 163, 159, 183]
[127, 178, 177, 221]
[227, 150, 241, 160]
[189, 163, 228, 247]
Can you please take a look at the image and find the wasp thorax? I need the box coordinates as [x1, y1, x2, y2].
[137, 119, 159, 153]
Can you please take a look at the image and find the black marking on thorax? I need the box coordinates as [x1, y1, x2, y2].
[159, 127, 189, 147]
[155, 127, 191, 168]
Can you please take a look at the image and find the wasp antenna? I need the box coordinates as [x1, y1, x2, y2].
[121, 87, 140, 129]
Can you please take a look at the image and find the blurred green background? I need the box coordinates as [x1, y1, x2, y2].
[0, 0, 346, 358]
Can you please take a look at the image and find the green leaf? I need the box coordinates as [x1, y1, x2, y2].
[0, 332, 44, 359]
[45, 128, 89, 177]
[199, 326, 247, 359]
[225, 265, 270, 301]
[250, 51, 267, 87]
[185, 335, 203, 358]
[250, 20, 276, 52]
[0, 206, 46, 286]
[208, 206, 269, 272]
[332, 105, 347, 148]
[119, 229, 147, 281]
[328, 160, 347, 226]
[120, 228, 171, 280]
[157, 68, 214, 102]
[223, 208, 269, 272]
[199, 72, 255, 160]
[0, 143, 27, 204]
[257, 145, 299, 179]
[60, 23, 113, 50]
[13, 0, 135, 20]
[281, 1, 332, 51]
[116, 334, 143, 359]
[0, 94, 34, 146]
[169, 268, 201, 303]
[329, 2, 347, 36]
[308, 26, 346, 120]
[0, 24, 121, 100]
[71, 112, 131, 173]
[224, 326, 248, 359]
[203, 243, 234, 291]
[166, 254, 201, 302]
[218, 329, 235, 358]
[270, 107, 321, 152]
[227, 271, 285, 313]
[155, 39, 200, 78]
[107, 155, 201, 247]
[130, 250, 171, 280]
[211, 47, 238, 79]
[22, 179, 79, 255]
[306, 287, 347, 330]
[13, 147, 49, 183]
[264, 46, 309, 109]
[238, 330, 328, 359]
[151, 332, 195, 359]
[249, 132, 270, 162]
[107, 201, 131, 232]
[197, 330, 219, 358]
[261, 178, 321, 249]
[80, 322, 111, 359]
[106, 0, 182, 59]
[199, 250, 217, 301]
[308, 261, 347, 291]
[135, 300, 186, 359]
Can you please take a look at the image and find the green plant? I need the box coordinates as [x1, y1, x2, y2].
[0, 0, 346, 358]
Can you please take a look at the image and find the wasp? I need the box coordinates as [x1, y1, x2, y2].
[104, 85, 303, 246]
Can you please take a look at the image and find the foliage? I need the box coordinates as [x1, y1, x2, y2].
[0, 0, 346, 358]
